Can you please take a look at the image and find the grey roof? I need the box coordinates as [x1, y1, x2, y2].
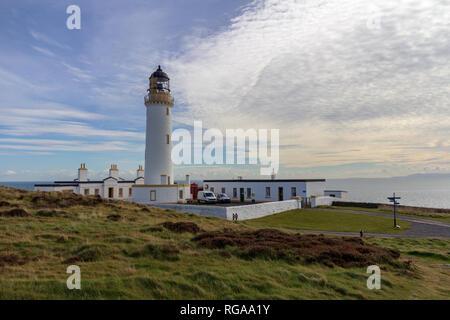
[34, 183, 78, 187]
[36, 177, 142, 188]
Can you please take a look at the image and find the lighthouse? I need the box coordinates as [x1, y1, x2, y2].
[144, 65, 174, 185]
[132, 66, 191, 203]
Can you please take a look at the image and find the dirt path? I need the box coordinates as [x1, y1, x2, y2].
[303, 208, 450, 239]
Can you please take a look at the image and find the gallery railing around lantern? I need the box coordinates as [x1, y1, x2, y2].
[144, 92, 174, 105]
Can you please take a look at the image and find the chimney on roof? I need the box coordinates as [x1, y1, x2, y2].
[137, 165, 144, 178]
[109, 164, 119, 178]
[271, 169, 276, 180]
[78, 163, 88, 182]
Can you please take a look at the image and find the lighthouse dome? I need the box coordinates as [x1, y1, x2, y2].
[150, 65, 169, 80]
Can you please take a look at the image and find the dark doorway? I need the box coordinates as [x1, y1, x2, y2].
[278, 187, 283, 201]
[108, 187, 114, 198]
[240, 188, 245, 202]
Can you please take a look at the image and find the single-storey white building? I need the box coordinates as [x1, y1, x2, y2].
[34, 164, 145, 200]
[203, 178, 327, 203]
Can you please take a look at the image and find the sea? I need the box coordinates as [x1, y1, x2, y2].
[1, 175, 450, 209]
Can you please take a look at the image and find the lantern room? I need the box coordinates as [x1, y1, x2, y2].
[148, 65, 170, 94]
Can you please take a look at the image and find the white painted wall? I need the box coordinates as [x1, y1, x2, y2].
[78, 168, 88, 182]
[132, 185, 190, 204]
[204, 180, 325, 202]
[36, 181, 138, 200]
[150, 199, 302, 221]
[224, 199, 302, 220]
[311, 196, 336, 207]
[324, 190, 347, 199]
[144, 102, 173, 185]
[79, 182, 103, 197]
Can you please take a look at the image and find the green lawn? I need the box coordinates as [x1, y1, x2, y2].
[244, 209, 411, 234]
[323, 206, 450, 224]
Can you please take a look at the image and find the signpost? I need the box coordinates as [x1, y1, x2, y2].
[387, 193, 401, 228]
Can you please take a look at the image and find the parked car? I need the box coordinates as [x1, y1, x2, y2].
[197, 191, 217, 204]
[217, 193, 231, 203]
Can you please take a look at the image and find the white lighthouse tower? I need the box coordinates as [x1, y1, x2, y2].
[132, 66, 191, 204]
[144, 65, 174, 185]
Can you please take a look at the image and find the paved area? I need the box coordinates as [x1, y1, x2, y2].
[302, 208, 450, 239]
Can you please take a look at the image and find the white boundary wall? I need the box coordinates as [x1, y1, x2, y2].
[311, 196, 336, 207]
[149, 199, 302, 221]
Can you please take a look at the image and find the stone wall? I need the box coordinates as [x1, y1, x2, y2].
[149, 199, 302, 221]
[311, 196, 336, 207]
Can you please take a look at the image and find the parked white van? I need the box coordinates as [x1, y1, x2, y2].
[197, 191, 217, 204]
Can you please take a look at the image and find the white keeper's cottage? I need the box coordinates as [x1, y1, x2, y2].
[35, 164, 145, 200]
[203, 178, 326, 203]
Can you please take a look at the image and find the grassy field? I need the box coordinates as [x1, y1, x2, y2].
[0, 186, 448, 299]
[244, 209, 411, 234]
[324, 206, 450, 223]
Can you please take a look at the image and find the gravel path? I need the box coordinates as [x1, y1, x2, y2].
[302, 208, 450, 239]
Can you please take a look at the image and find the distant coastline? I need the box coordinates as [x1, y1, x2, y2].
[0, 182, 51, 191]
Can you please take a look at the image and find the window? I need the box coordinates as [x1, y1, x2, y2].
[221, 187, 226, 194]
[265, 187, 271, 197]
[246, 188, 251, 199]
[166, 134, 170, 144]
[108, 187, 114, 198]
[291, 187, 296, 197]
[179, 190, 183, 200]
[129, 188, 132, 197]
[204, 184, 209, 190]
[166, 107, 170, 115]
[95, 188, 100, 196]
[233, 188, 237, 198]
[150, 190, 156, 201]
[84, 188, 89, 195]
[210, 187, 214, 193]
[118, 188, 123, 198]
[168, 176, 171, 185]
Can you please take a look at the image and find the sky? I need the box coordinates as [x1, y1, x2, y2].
[0, 0, 449, 181]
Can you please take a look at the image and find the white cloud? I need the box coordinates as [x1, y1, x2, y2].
[31, 45, 55, 57]
[30, 30, 71, 50]
[2, 1, 450, 179]
[166, 0, 450, 175]
[0, 138, 137, 152]
[0, 104, 144, 140]
[3, 105, 103, 120]
[4, 170, 16, 176]
[61, 62, 94, 82]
